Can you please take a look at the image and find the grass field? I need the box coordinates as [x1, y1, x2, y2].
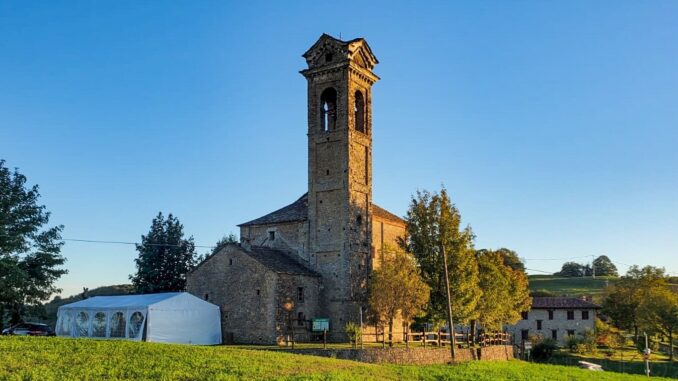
[528, 275, 617, 299]
[0, 337, 673, 380]
[549, 349, 678, 379]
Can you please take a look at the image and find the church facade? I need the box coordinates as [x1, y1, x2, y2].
[187, 34, 406, 344]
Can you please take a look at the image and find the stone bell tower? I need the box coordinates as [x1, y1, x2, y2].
[300, 34, 379, 339]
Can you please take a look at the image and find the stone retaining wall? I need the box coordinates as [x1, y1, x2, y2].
[283, 345, 514, 365]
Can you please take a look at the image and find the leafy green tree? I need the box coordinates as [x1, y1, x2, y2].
[592, 255, 618, 277]
[0, 160, 67, 329]
[403, 187, 480, 325]
[476, 249, 531, 331]
[211, 233, 238, 256]
[130, 212, 196, 293]
[556, 261, 585, 277]
[495, 248, 526, 273]
[638, 287, 678, 361]
[603, 265, 667, 340]
[368, 246, 430, 346]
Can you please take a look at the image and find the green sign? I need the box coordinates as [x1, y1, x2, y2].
[311, 318, 330, 332]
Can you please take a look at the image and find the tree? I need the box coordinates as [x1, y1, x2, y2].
[638, 287, 678, 361]
[556, 262, 585, 277]
[603, 265, 667, 340]
[0, 160, 67, 329]
[476, 250, 531, 331]
[495, 248, 526, 273]
[130, 212, 197, 293]
[211, 233, 238, 256]
[403, 187, 480, 325]
[592, 255, 618, 277]
[368, 246, 430, 346]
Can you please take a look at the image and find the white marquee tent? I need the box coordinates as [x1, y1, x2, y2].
[56, 292, 221, 345]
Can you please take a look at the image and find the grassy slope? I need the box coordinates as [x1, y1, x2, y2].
[528, 275, 616, 299]
[0, 337, 671, 381]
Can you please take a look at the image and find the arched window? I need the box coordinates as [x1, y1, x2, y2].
[109, 311, 126, 338]
[76, 311, 89, 337]
[354, 90, 365, 132]
[320, 88, 337, 132]
[92, 312, 107, 337]
[128, 311, 145, 339]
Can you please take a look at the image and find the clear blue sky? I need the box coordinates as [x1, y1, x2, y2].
[2, 1, 677, 297]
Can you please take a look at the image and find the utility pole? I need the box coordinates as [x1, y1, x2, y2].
[644, 332, 651, 377]
[359, 306, 364, 349]
[442, 246, 456, 360]
[592, 255, 596, 279]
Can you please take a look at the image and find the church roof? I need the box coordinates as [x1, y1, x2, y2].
[246, 246, 319, 277]
[373, 204, 406, 226]
[238, 193, 309, 226]
[238, 193, 405, 227]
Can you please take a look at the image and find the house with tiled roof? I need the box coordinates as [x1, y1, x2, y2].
[187, 34, 407, 344]
[504, 297, 602, 346]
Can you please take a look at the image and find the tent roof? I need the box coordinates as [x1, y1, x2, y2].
[59, 292, 184, 310]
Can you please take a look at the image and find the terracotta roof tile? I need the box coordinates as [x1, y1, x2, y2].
[531, 297, 601, 309]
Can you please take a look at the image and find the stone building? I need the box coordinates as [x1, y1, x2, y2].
[187, 34, 407, 344]
[504, 297, 601, 346]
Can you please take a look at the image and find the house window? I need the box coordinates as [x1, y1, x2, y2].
[521, 311, 528, 320]
[567, 310, 575, 320]
[256, 289, 260, 296]
[204, 293, 209, 301]
[521, 329, 529, 341]
[548, 310, 554, 320]
[297, 312, 305, 326]
[536, 320, 542, 330]
[229, 258, 233, 266]
[551, 330, 558, 340]
[567, 329, 576, 337]
[325, 53, 333, 63]
[298, 287, 304, 302]
[268, 231, 275, 241]
[582, 310, 589, 320]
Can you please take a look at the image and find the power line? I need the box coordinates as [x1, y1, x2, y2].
[523, 255, 592, 261]
[63, 238, 216, 249]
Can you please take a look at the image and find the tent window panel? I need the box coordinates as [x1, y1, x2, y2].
[109, 311, 126, 338]
[128, 311, 145, 339]
[57, 311, 73, 336]
[76, 311, 89, 337]
[92, 312, 107, 337]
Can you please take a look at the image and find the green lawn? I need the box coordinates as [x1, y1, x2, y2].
[548, 349, 678, 379]
[0, 337, 673, 380]
[528, 275, 617, 299]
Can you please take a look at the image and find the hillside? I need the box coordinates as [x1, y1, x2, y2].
[528, 275, 617, 300]
[36, 284, 135, 326]
[0, 337, 669, 381]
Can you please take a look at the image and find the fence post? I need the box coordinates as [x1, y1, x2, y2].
[423, 330, 426, 348]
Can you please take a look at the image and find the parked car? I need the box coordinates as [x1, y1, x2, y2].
[1, 323, 55, 336]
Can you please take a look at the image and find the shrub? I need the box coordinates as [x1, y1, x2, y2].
[344, 322, 362, 348]
[532, 338, 558, 361]
[566, 335, 582, 352]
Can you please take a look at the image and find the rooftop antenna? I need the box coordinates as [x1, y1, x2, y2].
[339, 32, 342, 40]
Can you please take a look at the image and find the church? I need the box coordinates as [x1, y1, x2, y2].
[187, 34, 406, 344]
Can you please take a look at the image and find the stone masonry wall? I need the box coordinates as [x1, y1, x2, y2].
[504, 308, 597, 346]
[187, 245, 278, 344]
[283, 345, 514, 365]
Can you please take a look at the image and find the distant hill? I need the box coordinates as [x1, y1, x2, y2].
[34, 284, 135, 326]
[528, 275, 617, 301]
